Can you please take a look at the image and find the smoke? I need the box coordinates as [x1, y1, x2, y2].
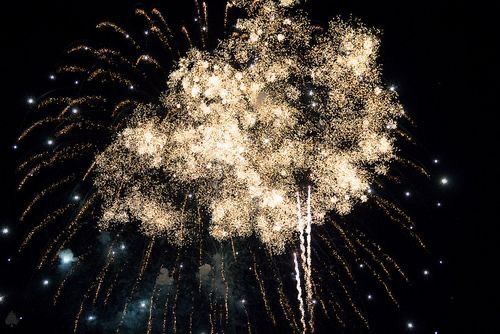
[58, 249, 77, 265]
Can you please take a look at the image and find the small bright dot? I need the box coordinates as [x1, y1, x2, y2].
[194, 18, 199, 22]
[389, 85, 396, 92]
[312, 299, 317, 304]
[71, 107, 79, 114]
[7, 258, 11, 262]
[0, 296, 4, 302]
[311, 102, 318, 107]
[202, 26, 207, 31]
[112, 251, 116, 255]
[180, 263, 184, 268]
[88, 315, 96, 321]
[2, 227, 9, 235]
[73, 195, 80, 201]
[129, 85, 134, 90]
[120, 244, 126, 250]
[27, 97, 35, 104]
[407, 322, 414, 329]
[188, 193, 193, 198]
[439, 259, 443, 264]
[241, 299, 246, 304]
[13, 144, 18, 150]
[49, 74, 56, 80]
[433, 159, 439, 164]
[140, 301, 147, 308]
[423, 269, 430, 276]
[308, 90, 314, 96]
[43, 279, 49, 286]
[235, 251, 239, 255]
[437, 202, 442, 207]
[144, 30, 149, 35]
[405, 191, 411, 197]
[74, 80, 79, 85]
[125, 34, 130, 38]
[440, 177, 448, 185]
[367, 294, 373, 300]
[47, 139, 54, 146]
[367, 188, 372, 194]
[359, 263, 364, 268]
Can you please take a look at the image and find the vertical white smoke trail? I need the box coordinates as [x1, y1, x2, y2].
[295, 189, 314, 333]
[294, 252, 307, 334]
[305, 186, 314, 332]
[296, 193, 308, 286]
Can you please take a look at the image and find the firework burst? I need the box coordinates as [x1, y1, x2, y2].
[15, 0, 426, 332]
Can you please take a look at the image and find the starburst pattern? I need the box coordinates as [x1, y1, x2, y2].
[95, 1, 403, 253]
[13, 1, 426, 332]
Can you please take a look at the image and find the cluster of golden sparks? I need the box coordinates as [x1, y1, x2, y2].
[14, 0, 428, 332]
[95, 0, 403, 253]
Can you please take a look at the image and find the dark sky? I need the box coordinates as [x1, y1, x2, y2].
[0, 0, 496, 333]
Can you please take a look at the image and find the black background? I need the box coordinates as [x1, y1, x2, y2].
[0, 0, 496, 332]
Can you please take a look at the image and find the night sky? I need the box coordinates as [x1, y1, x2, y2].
[0, 0, 496, 333]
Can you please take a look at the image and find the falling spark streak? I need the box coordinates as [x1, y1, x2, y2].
[73, 299, 86, 334]
[173, 265, 180, 334]
[38, 195, 96, 270]
[111, 99, 137, 118]
[208, 291, 214, 334]
[91, 246, 115, 305]
[294, 252, 306, 334]
[243, 303, 252, 334]
[150, 26, 174, 54]
[374, 196, 427, 249]
[189, 295, 194, 334]
[221, 256, 229, 329]
[18, 143, 95, 191]
[96, 22, 139, 49]
[117, 238, 156, 333]
[181, 26, 193, 47]
[151, 8, 174, 38]
[162, 297, 170, 334]
[17, 118, 57, 142]
[20, 175, 74, 222]
[50, 196, 98, 265]
[146, 281, 159, 334]
[267, 252, 300, 332]
[201, 2, 208, 47]
[53, 254, 85, 305]
[317, 233, 353, 279]
[19, 205, 72, 252]
[17, 152, 49, 172]
[224, 2, 231, 30]
[103, 266, 124, 306]
[252, 252, 276, 325]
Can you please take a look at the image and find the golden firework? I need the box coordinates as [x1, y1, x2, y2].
[94, 0, 403, 253]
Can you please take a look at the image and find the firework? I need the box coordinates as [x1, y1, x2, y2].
[15, 0, 423, 332]
[94, 1, 402, 253]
